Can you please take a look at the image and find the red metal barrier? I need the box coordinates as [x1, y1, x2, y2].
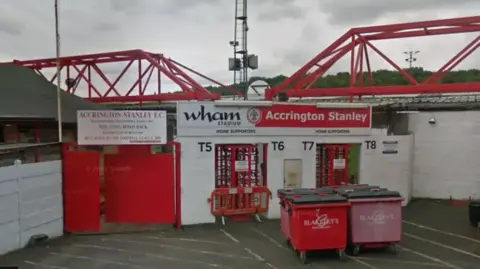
[212, 144, 271, 224]
[209, 186, 272, 224]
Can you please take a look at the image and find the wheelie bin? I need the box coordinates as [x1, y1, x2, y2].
[283, 193, 350, 264]
[278, 188, 335, 239]
[469, 199, 480, 227]
[337, 188, 403, 256]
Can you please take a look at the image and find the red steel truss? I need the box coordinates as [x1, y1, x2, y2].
[8, 49, 243, 103]
[266, 16, 480, 100]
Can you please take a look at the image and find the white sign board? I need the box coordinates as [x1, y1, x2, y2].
[77, 110, 167, 145]
[235, 160, 249, 172]
[176, 101, 372, 137]
[333, 158, 346, 169]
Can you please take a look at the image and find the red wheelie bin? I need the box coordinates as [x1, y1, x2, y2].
[277, 188, 334, 239]
[337, 188, 403, 256]
[283, 193, 350, 264]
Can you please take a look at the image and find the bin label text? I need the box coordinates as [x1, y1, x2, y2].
[304, 210, 339, 229]
[359, 210, 394, 224]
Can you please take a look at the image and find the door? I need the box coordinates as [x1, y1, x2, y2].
[103, 153, 175, 223]
[283, 159, 302, 188]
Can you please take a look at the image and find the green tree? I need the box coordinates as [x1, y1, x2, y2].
[207, 68, 480, 96]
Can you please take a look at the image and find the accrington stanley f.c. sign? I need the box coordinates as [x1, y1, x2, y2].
[176, 102, 372, 136]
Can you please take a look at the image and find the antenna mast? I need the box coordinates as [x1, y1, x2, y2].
[228, 0, 258, 99]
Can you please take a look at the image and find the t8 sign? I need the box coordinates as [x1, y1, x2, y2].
[176, 102, 372, 136]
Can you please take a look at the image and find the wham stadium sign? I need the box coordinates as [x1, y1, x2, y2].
[176, 102, 372, 136]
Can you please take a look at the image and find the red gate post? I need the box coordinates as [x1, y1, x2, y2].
[173, 141, 182, 229]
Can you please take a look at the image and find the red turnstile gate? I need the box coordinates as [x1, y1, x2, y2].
[210, 144, 271, 224]
[316, 144, 350, 187]
[215, 144, 260, 188]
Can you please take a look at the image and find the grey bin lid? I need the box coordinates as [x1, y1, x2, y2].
[277, 187, 335, 197]
[334, 184, 380, 191]
[342, 190, 401, 199]
[469, 199, 480, 206]
[335, 187, 388, 196]
[287, 194, 347, 204]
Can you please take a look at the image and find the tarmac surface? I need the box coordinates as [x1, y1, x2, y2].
[1, 199, 480, 269]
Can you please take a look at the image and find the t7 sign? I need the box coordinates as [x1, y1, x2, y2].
[177, 102, 371, 136]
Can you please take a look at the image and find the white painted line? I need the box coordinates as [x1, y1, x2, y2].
[403, 221, 480, 244]
[348, 256, 379, 269]
[399, 245, 462, 269]
[244, 247, 264, 261]
[355, 256, 450, 267]
[265, 262, 280, 269]
[219, 229, 239, 243]
[146, 236, 229, 245]
[219, 229, 279, 269]
[101, 238, 254, 260]
[251, 228, 332, 269]
[243, 248, 279, 269]
[404, 232, 480, 260]
[24, 261, 68, 269]
[50, 252, 150, 269]
[72, 244, 233, 268]
[250, 228, 286, 249]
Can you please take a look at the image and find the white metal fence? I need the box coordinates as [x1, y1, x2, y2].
[0, 160, 63, 255]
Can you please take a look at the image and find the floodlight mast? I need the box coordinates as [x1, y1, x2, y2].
[404, 50, 420, 68]
[228, 0, 259, 100]
[54, 0, 63, 142]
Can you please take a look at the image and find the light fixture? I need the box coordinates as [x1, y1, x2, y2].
[428, 116, 436, 124]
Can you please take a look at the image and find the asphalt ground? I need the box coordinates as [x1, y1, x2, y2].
[1, 199, 480, 269]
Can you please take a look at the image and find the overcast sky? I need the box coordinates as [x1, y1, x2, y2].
[0, 0, 479, 95]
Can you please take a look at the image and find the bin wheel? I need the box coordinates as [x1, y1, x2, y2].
[299, 251, 307, 264]
[285, 239, 292, 249]
[338, 249, 347, 261]
[388, 244, 398, 255]
[470, 221, 479, 228]
[352, 245, 360, 256]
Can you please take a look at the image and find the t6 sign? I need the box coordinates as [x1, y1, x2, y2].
[176, 101, 372, 136]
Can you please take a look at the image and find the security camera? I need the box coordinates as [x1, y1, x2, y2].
[428, 117, 436, 124]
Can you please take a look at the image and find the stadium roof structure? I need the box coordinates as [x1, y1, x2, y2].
[0, 64, 105, 123]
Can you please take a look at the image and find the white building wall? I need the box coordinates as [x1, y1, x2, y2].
[178, 134, 413, 225]
[359, 135, 414, 205]
[0, 161, 63, 255]
[409, 111, 480, 200]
